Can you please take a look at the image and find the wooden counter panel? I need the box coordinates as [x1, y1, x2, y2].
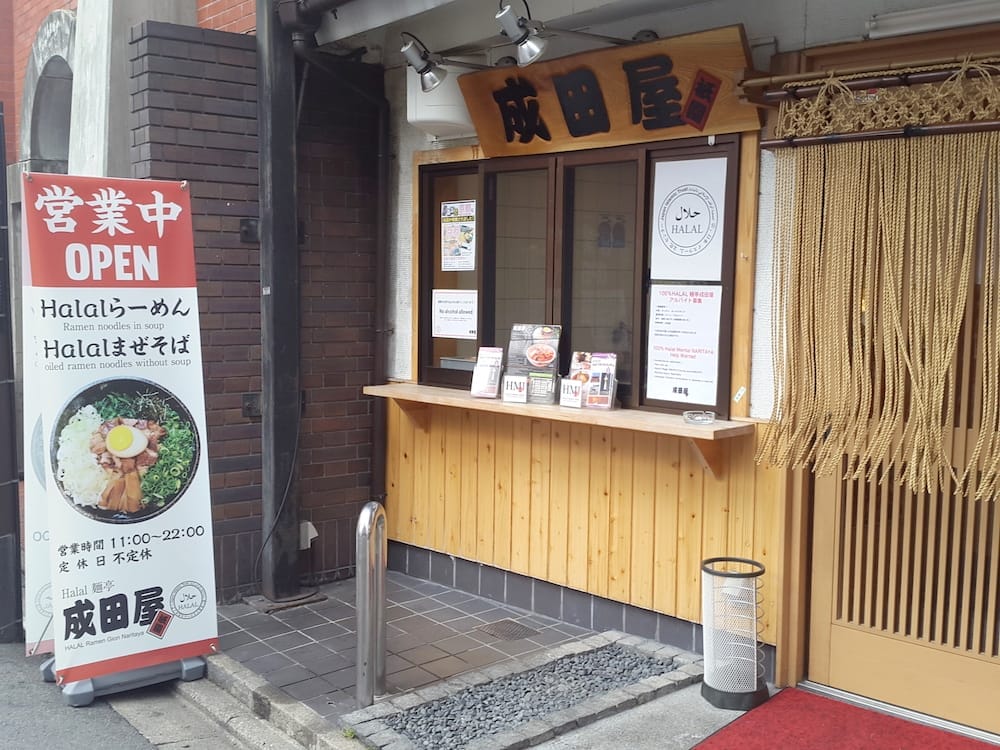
[364, 383, 755, 439]
[366, 382, 757, 480]
[378, 397, 787, 645]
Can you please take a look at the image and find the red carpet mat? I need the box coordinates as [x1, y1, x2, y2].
[695, 687, 997, 749]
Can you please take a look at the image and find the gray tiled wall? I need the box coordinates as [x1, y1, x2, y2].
[388, 541, 776, 682]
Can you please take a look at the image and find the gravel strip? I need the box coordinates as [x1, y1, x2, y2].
[382, 643, 674, 749]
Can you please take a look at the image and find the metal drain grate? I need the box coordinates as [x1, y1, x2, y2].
[477, 618, 539, 641]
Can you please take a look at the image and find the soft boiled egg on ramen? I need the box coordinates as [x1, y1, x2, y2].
[105, 424, 149, 458]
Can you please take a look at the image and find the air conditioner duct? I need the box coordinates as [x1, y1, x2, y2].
[406, 65, 475, 139]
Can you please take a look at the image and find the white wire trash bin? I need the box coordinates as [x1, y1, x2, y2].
[700, 556, 770, 710]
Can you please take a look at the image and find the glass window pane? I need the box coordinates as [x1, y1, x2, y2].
[494, 169, 548, 346]
[568, 162, 636, 387]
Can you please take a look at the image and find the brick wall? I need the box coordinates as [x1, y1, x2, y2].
[130, 21, 379, 600]
[198, 0, 255, 34]
[0, 0, 15, 164]
[296, 56, 382, 584]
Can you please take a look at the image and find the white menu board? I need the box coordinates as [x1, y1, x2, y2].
[645, 284, 722, 405]
[649, 157, 728, 281]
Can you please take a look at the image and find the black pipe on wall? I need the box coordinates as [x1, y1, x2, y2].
[256, 0, 302, 601]
[0, 102, 24, 642]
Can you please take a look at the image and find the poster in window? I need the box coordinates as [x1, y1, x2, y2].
[649, 158, 727, 282]
[441, 200, 476, 272]
[645, 283, 722, 405]
[432, 288, 478, 339]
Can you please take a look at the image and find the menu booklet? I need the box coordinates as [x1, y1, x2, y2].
[470, 346, 504, 398]
[566, 351, 617, 409]
[587, 353, 617, 408]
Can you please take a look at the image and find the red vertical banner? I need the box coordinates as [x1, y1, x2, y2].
[21, 173, 217, 684]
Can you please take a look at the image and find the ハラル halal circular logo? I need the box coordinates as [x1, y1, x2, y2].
[170, 580, 207, 619]
[657, 184, 719, 257]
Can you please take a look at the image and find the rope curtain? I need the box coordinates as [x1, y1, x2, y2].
[757, 130, 1000, 498]
[774, 58, 1000, 139]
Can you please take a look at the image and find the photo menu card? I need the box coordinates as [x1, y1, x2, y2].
[504, 324, 561, 404]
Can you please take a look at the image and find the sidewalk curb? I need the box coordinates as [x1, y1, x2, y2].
[164, 673, 305, 750]
[199, 634, 705, 750]
[200, 652, 360, 750]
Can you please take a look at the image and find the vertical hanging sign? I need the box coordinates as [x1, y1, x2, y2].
[21, 173, 217, 685]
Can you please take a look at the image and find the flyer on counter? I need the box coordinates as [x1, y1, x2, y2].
[441, 200, 476, 272]
[21, 173, 218, 685]
[559, 377, 584, 408]
[566, 351, 617, 409]
[585, 353, 617, 409]
[470, 346, 503, 398]
[645, 283, 722, 405]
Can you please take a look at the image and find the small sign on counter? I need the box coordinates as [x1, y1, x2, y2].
[502, 374, 528, 403]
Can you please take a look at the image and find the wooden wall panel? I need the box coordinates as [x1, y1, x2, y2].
[493, 415, 514, 569]
[528, 420, 551, 580]
[383, 401, 787, 644]
[510, 418, 533, 576]
[567, 424, 592, 593]
[475, 414, 496, 561]
[547, 423, 571, 586]
[608, 430, 634, 603]
[588, 428, 613, 599]
[652, 436, 681, 616]
[629, 436, 657, 609]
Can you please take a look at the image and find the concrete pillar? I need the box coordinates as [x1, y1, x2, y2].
[69, 0, 197, 177]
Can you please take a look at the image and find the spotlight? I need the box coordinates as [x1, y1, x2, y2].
[495, 1, 658, 67]
[495, 4, 548, 66]
[400, 32, 489, 94]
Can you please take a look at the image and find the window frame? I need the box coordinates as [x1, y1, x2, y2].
[416, 135, 741, 418]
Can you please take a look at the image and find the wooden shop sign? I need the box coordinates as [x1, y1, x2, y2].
[457, 25, 761, 158]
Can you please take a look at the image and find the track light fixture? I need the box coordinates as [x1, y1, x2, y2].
[495, 2, 548, 66]
[400, 32, 489, 93]
[495, 1, 658, 67]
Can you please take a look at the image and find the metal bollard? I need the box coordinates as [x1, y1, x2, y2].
[355, 500, 386, 707]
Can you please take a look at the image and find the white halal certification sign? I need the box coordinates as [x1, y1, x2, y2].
[657, 184, 719, 257]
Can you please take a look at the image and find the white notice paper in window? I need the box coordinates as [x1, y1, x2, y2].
[649, 157, 727, 281]
[645, 284, 721, 404]
[432, 289, 478, 339]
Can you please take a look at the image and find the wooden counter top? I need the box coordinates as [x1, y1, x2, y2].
[364, 382, 758, 478]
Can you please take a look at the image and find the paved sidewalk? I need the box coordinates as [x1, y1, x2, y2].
[535, 685, 744, 750]
[0, 642, 153, 749]
[206, 571, 743, 749]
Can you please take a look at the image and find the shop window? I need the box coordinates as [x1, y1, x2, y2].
[417, 135, 739, 416]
